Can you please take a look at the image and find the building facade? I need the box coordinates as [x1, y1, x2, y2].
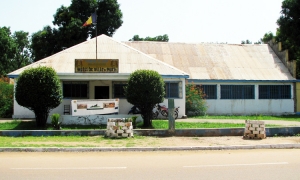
[8, 35, 297, 118]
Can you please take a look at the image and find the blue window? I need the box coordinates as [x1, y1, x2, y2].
[63, 81, 88, 99]
[259, 85, 291, 99]
[221, 85, 254, 99]
[165, 82, 179, 98]
[197, 85, 217, 99]
[113, 83, 127, 98]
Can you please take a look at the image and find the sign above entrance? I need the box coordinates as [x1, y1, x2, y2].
[75, 59, 118, 73]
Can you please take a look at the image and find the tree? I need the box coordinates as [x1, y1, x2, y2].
[185, 84, 207, 116]
[31, 0, 123, 62]
[125, 70, 165, 127]
[0, 27, 31, 76]
[0, 78, 13, 118]
[12, 30, 32, 69]
[0, 27, 17, 76]
[274, 0, 300, 77]
[129, 34, 169, 42]
[241, 40, 252, 44]
[261, 31, 274, 43]
[277, 0, 300, 50]
[15, 66, 62, 128]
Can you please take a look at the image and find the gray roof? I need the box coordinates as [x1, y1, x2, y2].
[8, 35, 295, 81]
[124, 41, 295, 81]
[8, 35, 188, 78]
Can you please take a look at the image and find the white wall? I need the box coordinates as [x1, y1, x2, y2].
[206, 99, 294, 115]
[12, 78, 187, 119]
[201, 82, 295, 115]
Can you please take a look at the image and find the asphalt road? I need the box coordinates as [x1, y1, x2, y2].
[1, 149, 299, 180]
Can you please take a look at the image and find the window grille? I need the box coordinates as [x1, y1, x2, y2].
[113, 82, 127, 98]
[259, 85, 291, 99]
[221, 85, 254, 99]
[165, 82, 179, 98]
[63, 81, 89, 98]
[196, 85, 217, 99]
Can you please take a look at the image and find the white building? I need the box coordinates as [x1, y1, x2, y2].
[8, 35, 188, 119]
[8, 35, 297, 119]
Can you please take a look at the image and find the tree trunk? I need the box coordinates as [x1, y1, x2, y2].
[34, 110, 49, 128]
[140, 107, 153, 128]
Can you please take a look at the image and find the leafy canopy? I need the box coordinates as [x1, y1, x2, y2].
[15, 66, 62, 127]
[129, 34, 169, 42]
[0, 79, 13, 118]
[0, 26, 31, 76]
[31, 0, 123, 62]
[125, 70, 165, 127]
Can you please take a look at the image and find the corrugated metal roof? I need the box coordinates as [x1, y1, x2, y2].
[8, 35, 188, 78]
[124, 41, 295, 81]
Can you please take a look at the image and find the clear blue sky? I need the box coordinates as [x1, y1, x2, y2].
[0, 0, 283, 44]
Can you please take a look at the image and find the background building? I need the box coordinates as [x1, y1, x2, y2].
[8, 35, 297, 118]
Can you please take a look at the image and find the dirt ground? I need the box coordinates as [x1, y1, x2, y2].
[17, 136, 300, 148]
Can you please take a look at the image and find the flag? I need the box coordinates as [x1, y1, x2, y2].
[83, 13, 97, 26]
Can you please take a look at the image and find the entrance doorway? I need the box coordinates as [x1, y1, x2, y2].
[95, 86, 109, 99]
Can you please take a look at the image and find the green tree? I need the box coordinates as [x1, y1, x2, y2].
[0, 27, 17, 76]
[31, 0, 123, 62]
[241, 40, 252, 44]
[0, 78, 13, 118]
[129, 34, 169, 42]
[274, 0, 300, 78]
[125, 70, 165, 127]
[15, 67, 62, 128]
[185, 84, 207, 116]
[12, 30, 32, 69]
[276, 0, 300, 78]
[261, 31, 274, 43]
[0, 27, 32, 76]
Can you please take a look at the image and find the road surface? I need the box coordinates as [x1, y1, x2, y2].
[0, 149, 299, 180]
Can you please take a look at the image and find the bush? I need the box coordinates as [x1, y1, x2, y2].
[186, 84, 207, 116]
[51, 113, 61, 130]
[0, 79, 13, 117]
[15, 66, 62, 127]
[125, 70, 165, 127]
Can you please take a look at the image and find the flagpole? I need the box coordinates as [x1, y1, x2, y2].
[96, 23, 97, 60]
[95, 9, 97, 60]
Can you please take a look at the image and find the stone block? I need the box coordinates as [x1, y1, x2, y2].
[126, 130, 132, 133]
[257, 134, 266, 139]
[253, 131, 259, 134]
[118, 122, 125, 126]
[117, 130, 124, 133]
[259, 131, 265, 134]
[249, 127, 255, 131]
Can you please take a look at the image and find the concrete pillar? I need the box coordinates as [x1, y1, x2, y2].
[168, 99, 175, 131]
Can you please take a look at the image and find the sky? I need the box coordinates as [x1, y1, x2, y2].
[0, 0, 283, 44]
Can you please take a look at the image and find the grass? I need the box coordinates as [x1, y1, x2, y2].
[0, 119, 282, 130]
[152, 120, 280, 129]
[192, 115, 300, 122]
[0, 135, 147, 148]
[0, 120, 105, 130]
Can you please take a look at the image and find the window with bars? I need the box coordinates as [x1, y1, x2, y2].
[196, 85, 217, 99]
[113, 82, 127, 98]
[165, 82, 179, 98]
[63, 81, 89, 99]
[221, 85, 254, 99]
[259, 85, 291, 99]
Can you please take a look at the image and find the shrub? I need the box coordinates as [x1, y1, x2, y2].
[186, 84, 207, 116]
[0, 79, 13, 117]
[125, 70, 165, 127]
[51, 113, 61, 130]
[15, 66, 62, 127]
